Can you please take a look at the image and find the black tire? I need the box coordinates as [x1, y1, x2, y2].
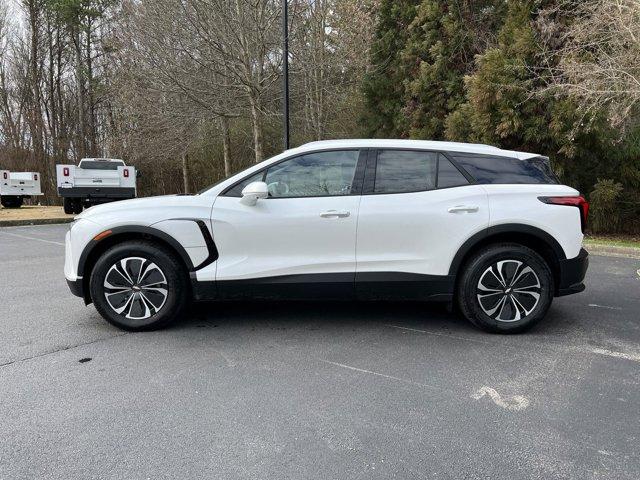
[1, 196, 23, 208]
[89, 240, 189, 331]
[72, 199, 83, 214]
[457, 243, 554, 334]
[63, 197, 74, 214]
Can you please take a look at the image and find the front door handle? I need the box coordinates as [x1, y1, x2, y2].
[448, 205, 479, 214]
[320, 210, 350, 218]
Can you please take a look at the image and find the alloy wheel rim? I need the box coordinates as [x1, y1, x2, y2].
[104, 257, 168, 320]
[476, 259, 541, 322]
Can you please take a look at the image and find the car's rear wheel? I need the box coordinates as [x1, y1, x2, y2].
[457, 243, 554, 334]
[89, 241, 189, 331]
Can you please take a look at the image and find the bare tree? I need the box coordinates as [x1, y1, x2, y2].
[542, 0, 640, 129]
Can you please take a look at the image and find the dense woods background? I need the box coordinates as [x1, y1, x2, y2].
[0, 0, 639, 233]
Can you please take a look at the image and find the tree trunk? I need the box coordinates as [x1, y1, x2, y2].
[85, 18, 98, 156]
[182, 152, 189, 194]
[221, 116, 231, 177]
[249, 97, 263, 163]
[74, 26, 87, 159]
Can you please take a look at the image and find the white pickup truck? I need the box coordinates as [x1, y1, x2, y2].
[56, 158, 138, 214]
[0, 170, 43, 208]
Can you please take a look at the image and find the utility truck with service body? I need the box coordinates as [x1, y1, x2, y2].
[57, 158, 137, 214]
[0, 170, 43, 208]
[64, 140, 589, 333]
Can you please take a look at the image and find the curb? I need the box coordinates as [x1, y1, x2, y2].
[0, 217, 74, 227]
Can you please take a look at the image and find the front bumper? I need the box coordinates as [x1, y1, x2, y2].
[556, 247, 589, 296]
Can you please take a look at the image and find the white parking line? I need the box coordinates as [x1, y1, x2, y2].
[0, 230, 64, 246]
[387, 324, 640, 365]
[591, 348, 640, 363]
[320, 359, 442, 390]
[385, 324, 495, 346]
[588, 304, 623, 311]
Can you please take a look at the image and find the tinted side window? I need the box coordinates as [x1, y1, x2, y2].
[451, 154, 559, 184]
[264, 150, 358, 198]
[374, 150, 437, 194]
[437, 155, 469, 188]
[224, 171, 264, 197]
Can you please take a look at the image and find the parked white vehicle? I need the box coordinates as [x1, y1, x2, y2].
[56, 158, 137, 214]
[64, 139, 589, 333]
[0, 170, 42, 208]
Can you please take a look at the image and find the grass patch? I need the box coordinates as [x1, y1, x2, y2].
[584, 234, 640, 249]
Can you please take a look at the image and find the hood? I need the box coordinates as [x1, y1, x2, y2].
[75, 195, 177, 219]
[75, 194, 213, 227]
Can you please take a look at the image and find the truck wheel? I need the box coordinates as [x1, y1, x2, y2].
[72, 199, 83, 214]
[1, 196, 22, 208]
[89, 240, 189, 331]
[63, 198, 74, 214]
[457, 243, 554, 334]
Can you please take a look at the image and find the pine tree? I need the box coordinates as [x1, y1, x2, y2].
[361, 0, 419, 137]
[399, 0, 505, 139]
[444, 0, 544, 148]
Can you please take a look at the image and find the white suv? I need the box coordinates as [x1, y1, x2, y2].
[64, 140, 589, 333]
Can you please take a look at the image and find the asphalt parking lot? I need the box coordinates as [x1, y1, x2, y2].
[1, 224, 639, 479]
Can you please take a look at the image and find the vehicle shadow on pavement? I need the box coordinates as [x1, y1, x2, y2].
[173, 298, 583, 337]
[179, 300, 475, 332]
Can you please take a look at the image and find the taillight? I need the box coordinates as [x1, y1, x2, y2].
[123, 169, 129, 178]
[539, 195, 589, 232]
[63, 167, 69, 177]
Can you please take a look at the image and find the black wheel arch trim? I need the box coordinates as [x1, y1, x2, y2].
[77, 220, 218, 280]
[448, 223, 567, 277]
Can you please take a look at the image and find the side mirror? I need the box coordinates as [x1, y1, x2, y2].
[136, 170, 142, 179]
[240, 181, 269, 206]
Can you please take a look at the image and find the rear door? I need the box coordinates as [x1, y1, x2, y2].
[355, 149, 489, 298]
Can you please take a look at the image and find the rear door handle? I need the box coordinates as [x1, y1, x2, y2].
[448, 205, 479, 214]
[320, 210, 350, 218]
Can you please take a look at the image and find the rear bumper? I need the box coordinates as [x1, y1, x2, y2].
[556, 247, 589, 297]
[57, 186, 135, 199]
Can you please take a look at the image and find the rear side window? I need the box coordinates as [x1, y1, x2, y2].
[437, 155, 469, 188]
[451, 153, 558, 184]
[374, 150, 437, 194]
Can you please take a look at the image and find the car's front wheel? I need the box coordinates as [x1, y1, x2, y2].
[89, 241, 189, 331]
[457, 243, 554, 334]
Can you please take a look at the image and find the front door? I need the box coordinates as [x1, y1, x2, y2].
[211, 149, 365, 298]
